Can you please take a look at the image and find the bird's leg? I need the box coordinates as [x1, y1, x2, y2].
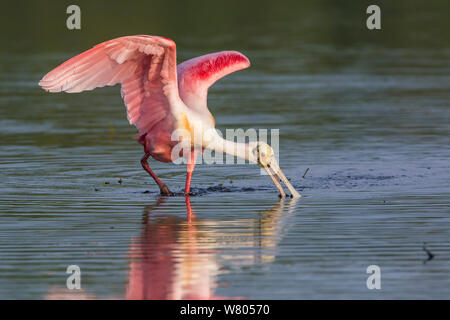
[184, 149, 197, 196]
[141, 151, 174, 196]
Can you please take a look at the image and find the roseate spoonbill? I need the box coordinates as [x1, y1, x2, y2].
[39, 35, 300, 198]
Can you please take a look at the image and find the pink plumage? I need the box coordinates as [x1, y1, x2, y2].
[177, 51, 250, 111]
[39, 35, 253, 196]
[39, 35, 178, 136]
[39, 36, 249, 136]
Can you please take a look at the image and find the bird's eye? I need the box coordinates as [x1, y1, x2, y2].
[253, 146, 262, 163]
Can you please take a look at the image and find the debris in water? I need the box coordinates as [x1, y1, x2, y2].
[423, 242, 434, 264]
[302, 168, 310, 179]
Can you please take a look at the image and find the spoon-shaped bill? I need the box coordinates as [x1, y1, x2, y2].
[263, 157, 301, 198]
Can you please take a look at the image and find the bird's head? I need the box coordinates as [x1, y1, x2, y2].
[249, 141, 274, 167]
[248, 142, 301, 198]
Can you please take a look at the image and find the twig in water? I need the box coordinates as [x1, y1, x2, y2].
[302, 168, 310, 179]
[423, 242, 434, 264]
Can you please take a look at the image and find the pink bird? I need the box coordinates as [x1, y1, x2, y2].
[39, 35, 300, 198]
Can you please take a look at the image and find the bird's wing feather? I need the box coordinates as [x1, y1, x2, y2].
[39, 35, 179, 135]
[177, 51, 250, 112]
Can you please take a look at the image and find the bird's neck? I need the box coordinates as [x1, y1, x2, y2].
[209, 134, 250, 161]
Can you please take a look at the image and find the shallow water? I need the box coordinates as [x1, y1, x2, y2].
[1, 0, 450, 299]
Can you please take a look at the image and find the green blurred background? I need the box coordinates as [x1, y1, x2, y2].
[1, 0, 450, 54]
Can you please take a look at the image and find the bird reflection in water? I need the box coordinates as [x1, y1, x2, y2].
[46, 196, 298, 300]
[126, 196, 222, 299]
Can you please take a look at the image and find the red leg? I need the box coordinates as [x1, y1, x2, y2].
[141, 141, 173, 196]
[184, 149, 197, 196]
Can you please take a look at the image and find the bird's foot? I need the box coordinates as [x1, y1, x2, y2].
[159, 185, 174, 196]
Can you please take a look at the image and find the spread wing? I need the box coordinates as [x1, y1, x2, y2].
[177, 51, 250, 113]
[39, 35, 179, 135]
